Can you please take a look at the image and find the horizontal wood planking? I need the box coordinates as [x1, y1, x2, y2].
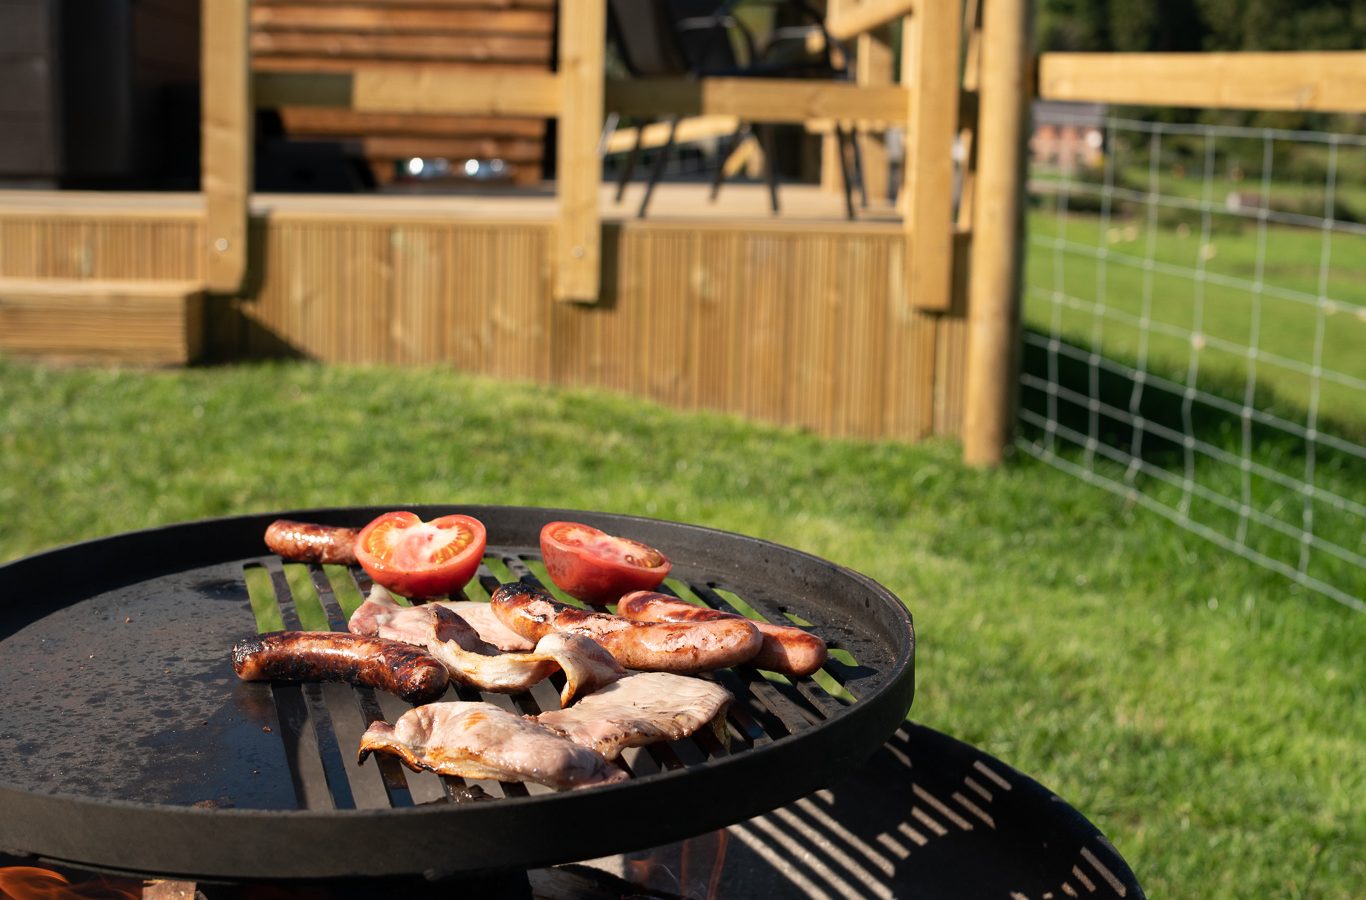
[1038, 51, 1366, 112]
[0, 278, 205, 366]
[251, 5, 549, 32]
[358, 135, 544, 162]
[607, 78, 909, 125]
[251, 6, 552, 33]
[353, 68, 561, 116]
[278, 107, 546, 139]
[251, 32, 552, 63]
[250, 1, 555, 182]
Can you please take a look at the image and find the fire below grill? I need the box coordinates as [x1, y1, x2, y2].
[0, 506, 915, 884]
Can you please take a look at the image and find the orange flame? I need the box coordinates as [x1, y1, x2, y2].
[623, 829, 730, 900]
[0, 866, 142, 900]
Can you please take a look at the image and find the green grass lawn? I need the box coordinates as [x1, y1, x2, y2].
[0, 357, 1361, 897]
[1025, 206, 1366, 433]
[1023, 204, 1366, 598]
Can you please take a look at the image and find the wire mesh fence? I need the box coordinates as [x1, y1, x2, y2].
[1019, 108, 1366, 611]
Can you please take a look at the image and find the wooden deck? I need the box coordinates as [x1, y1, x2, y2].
[0, 184, 966, 442]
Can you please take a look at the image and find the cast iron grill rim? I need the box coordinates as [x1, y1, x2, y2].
[0, 506, 914, 881]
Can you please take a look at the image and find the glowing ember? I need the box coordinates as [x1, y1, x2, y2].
[622, 830, 730, 900]
[0, 866, 143, 900]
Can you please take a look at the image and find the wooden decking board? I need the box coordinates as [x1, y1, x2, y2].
[0, 187, 965, 440]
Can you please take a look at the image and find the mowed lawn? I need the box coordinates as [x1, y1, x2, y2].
[1023, 202, 1366, 597]
[1, 359, 1362, 897]
[1024, 206, 1366, 434]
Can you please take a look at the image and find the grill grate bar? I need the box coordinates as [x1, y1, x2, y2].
[316, 568, 423, 808]
[308, 544, 408, 809]
[267, 562, 355, 810]
[372, 689, 447, 805]
[250, 543, 869, 812]
[265, 683, 335, 810]
[818, 655, 879, 697]
[710, 667, 786, 746]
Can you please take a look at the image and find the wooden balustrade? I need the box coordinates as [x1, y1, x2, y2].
[191, 0, 1366, 464]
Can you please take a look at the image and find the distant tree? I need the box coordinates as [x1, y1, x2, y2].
[1036, 0, 1111, 51]
[1194, 0, 1365, 51]
[1107, 0, 1206, 51]
[1035, 0, 1365, 52]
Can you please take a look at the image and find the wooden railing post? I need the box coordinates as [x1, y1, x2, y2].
[901, 0, 961, 313]
[963, 0, 1030, 466]
[555, 0, 605, 302]
[201, 0, 252, 295]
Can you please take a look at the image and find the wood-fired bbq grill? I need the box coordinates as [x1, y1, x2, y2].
[0, 506, 915, 885]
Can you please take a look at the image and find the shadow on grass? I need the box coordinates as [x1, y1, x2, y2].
[1017, 326, 1366, 468]
[1016, 327, 1365, 598]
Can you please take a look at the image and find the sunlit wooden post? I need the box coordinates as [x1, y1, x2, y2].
[963, 0, 1030, 466]
[201, 0, 252, 295]
[901, 0, 961, 313]
[555, 0, 605, 302]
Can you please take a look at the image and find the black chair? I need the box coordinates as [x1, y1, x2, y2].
[606, 0, 864, 218]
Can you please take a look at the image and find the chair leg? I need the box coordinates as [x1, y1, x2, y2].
[834, 123, 855, 221]
[615, 118, 649, 204]
[710, 124, 747, 203]
[850, 128, 869, 208]
[639, 115, 679, 218]
[759, 123, 780, 215]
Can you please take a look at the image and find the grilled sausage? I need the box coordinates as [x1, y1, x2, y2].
[264, 519, 359, 565]
[231, 632, 449, 704]
[617, 591, 829, 678]
[490, 582, 762, 674]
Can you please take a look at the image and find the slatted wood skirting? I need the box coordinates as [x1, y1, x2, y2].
[0, 188, 968, 442]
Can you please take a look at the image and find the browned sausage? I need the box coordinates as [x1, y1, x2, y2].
[490, 582, 762, 675]
[231, 632, 449, 704]
[617, 591, 829, 678]
[264, 519, 359, 565]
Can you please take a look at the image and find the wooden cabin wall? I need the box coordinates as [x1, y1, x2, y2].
[251, 0, 556, 186]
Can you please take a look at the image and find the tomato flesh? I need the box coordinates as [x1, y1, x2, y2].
[354, 512, 487, 599]
[539, 521, 671, 604]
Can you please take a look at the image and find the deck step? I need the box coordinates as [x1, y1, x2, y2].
[0, 278, 205, 366]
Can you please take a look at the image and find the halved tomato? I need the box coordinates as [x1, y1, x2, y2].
[354, 512, 487, 600]
[539, 521, 671, 604]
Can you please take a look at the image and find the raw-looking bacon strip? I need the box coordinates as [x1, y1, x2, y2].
[535, 672, 733, 760]
[350, 586, 624, 706]
[358, 701, 628, 791]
